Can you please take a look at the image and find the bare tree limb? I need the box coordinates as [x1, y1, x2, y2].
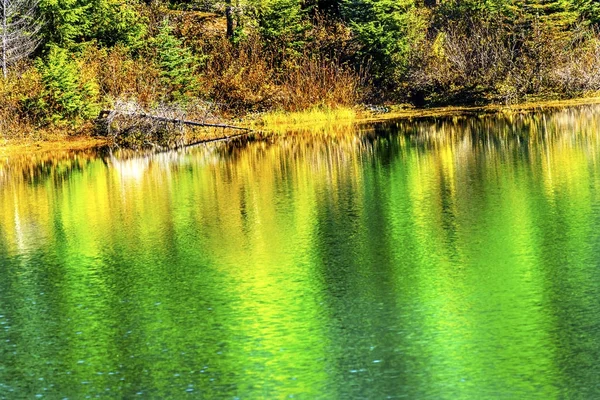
[99, 109, 254, 131]
[1, 0, 41, 78]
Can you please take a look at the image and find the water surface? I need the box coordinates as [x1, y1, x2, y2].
[2, 107, 600, 398]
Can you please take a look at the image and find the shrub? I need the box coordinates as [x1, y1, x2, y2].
[280, 56, 363, 111]
[95, 45, 162, 106]
[343, 0, 428, 90]
[39, 0, 146, 49]
[26, 46, 100, 124]
[154, 19, 200, 101]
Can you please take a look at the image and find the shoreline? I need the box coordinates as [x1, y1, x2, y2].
[0, 137, 107, 159]
[2, 97, 600, 158]
[360, 97, 600, 124]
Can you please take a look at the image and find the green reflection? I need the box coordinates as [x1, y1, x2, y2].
[2, 106, 600, 398]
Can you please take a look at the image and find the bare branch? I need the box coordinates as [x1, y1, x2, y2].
[1, 0, 42, 77]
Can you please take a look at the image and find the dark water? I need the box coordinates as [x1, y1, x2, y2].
[2, 107, 600, 398]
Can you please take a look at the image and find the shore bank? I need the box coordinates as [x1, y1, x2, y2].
[0, 137, 106, 158]
[2, 97, 600, 158]
[363, 97, 600, 124]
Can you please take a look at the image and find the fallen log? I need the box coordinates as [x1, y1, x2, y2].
[185, 132, 252, 147]
[95, 107, 257, 149]
[97, 109, 254, 132]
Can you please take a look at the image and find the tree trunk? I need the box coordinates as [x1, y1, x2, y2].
[225, 0, 234, 41]
[2, 0, 7, 78]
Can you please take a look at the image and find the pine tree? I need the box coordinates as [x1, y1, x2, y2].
[342, 0, 426, 86]
[254, 0, 308, 59]
[34, 45, 99, 121]
[38, 0, 89, 47]
[575, 0, 600, 24]
[155, 19, 198, 101]
[515, 0, 579, 31]
[38, 0, 145, 49]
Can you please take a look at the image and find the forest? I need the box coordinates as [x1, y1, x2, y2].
[2, 0, 600, 136]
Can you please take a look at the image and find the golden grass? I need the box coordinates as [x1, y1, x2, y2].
[257, 107, 357, 133]
[0, 136, 106, 158]
[2, 97, 600, 158]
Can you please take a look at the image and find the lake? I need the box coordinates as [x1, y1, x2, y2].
[2, 106, 600, 398]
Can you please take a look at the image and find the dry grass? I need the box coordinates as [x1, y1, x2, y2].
[0, 137, 105, 157]
[279, 57, 363, 111]
[94, 46, 162, 107]
[0, 62, 43, 138]
[195, 28, 364, 113]
[199, 36, 277, 111]
[260, 106, 356, 126]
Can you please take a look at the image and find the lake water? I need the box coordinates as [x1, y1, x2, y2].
[2, 107, 600, 398]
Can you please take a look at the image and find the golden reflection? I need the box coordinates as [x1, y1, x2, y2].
[2, 105, 600, 397]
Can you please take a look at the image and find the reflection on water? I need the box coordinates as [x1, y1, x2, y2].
[2, 106, 600, 398]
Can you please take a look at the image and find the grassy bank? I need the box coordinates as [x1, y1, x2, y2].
[4, 0, 600, 146]
[0, 137, 106, 158]
[3, 97, 600, 157]
[256, 107, 358, 133]
[359, 96, 600, 123]
[259, 96, 600, 131]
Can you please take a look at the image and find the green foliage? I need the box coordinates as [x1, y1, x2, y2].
[39, 0, 146, 49]
[29, 46, 99, 123]
[38, 0, 90, 47]
[433, 0, 506, 23]
[435, 0, 583, 28]
[575, 0, 600, 24]
[343, 0, 427, 86]
[253, 0, 309, 59]
[513, 0, 579, 31]
[154, 19, 199, 101]
[89, 0, 147, 48]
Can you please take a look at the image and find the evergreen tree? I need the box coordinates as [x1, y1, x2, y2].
[254, 0, 308, 59]
[510, 0, 580, 31]
[38, 0, 145, 49]
[342, 0, 426, 86]
[88, 0, 146, 48]
[33, 45, 99, 121]
[575, 0, 600, 24]
[38, 0, 89, 47]
[154, 19, 198, 101]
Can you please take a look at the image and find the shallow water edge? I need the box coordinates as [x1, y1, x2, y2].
[3, 97, 600, 158]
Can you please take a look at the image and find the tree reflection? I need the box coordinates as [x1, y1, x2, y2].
[2, 105, 600, 397]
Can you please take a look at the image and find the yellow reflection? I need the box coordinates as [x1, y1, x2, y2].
[2, 105, 600, 397]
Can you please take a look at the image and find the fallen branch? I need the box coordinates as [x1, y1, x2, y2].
[95, 103, 256, 149]
[185, 131, 252, 147]
[97, 109, 253, 132]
